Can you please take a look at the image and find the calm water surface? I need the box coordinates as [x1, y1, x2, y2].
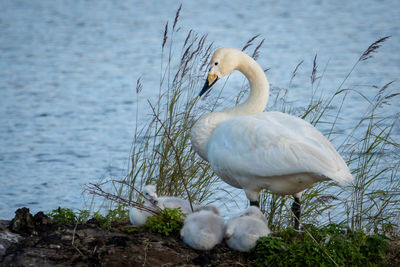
[0, 0, 399, 219]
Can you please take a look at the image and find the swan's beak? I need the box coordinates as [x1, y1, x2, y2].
[150, 196, 158, 204]
[199, 73, 219, 96]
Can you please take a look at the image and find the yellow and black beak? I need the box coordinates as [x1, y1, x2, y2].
[199, 73, 219, 96]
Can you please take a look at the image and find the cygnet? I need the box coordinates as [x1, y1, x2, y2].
[129, 185, 159, 226]
[180, 205, 224, 250]
[143, 184, 200, 214]
[224, 206, 271, 252]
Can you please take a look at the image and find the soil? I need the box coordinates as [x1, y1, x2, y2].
[0, 208, 251, 266]
[0, 208, 399, 266]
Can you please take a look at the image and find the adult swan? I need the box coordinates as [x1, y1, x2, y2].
[191, 47, 354, 229]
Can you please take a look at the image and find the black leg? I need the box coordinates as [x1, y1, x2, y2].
[250, 200, 259, 207]
[292, 197, 301, 230]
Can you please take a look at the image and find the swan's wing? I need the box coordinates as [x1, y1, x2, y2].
[208, 112, 353, 183]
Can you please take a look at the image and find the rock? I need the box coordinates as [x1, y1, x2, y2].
[0, 220, 22, 257]
[9, 208, 53, 236]
[9, 208, 35, 236]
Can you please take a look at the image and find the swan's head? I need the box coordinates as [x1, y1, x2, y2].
[143, 184, 158, 204]
[199, 47, 241, 96]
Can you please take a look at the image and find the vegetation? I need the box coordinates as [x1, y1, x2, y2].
[84, 5, 399, 240]
[145, 208, 186, 236]
[47, 207, 77, 224]
[251, 224, 389, 266]
[20, 6, 400, 267]
[47, 206, 129, 229]
[91, 205, 129, 229]
[258, 36, 400, 233]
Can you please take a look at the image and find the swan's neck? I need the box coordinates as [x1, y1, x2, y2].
[230, 54, 270, 115]
[191, 52, 270, 160]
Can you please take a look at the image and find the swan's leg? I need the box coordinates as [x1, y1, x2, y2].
[292, 196, 301, 230]
[250, 200, 259, 207]
[245, 190, 260, 207]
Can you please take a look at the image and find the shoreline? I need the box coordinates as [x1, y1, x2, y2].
[1, 207, 399, 266]
[0, 208, 250, 266]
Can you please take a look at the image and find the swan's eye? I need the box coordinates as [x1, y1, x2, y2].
[214, 62, 218, 66]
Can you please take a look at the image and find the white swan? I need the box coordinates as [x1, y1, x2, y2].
[180, 205, 225, 250]
[191, 47, 354, 229]
[224, 206, 271, 252]
[141, 184, 200, 214]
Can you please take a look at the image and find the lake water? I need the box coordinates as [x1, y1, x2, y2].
[0, 0, 399, 219]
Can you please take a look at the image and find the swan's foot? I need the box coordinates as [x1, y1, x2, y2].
[292, 197, 301, 230]
[249, 200, 259, 207]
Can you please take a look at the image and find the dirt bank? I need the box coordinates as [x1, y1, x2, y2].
[1, 208, 399, 266]
[0, 208, 250, 266]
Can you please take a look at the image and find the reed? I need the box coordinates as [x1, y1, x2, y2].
[88, 7, 226, 212]
[258, 35, 399, 235]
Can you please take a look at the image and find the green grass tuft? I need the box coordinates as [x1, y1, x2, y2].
[47, 207, 77, 223]
[145, 208, 186, 236]
[252, 224, 389, 266]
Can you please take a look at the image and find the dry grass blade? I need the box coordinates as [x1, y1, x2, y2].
[359, 36, 391, 61]
[136, 77, 143, 94]
[201, 43, 214, 70]
[310, 54, 318, 85]
[173, 4, 182, 31]
[242, 34, 260, 51]
[379, 80, 395, 94]
[162, 21, 168, 49]
[384, 92, 400, 101]
[290, 59, 304, 85]
[183, 29, 192, 48]
[251, 38, 265, 60]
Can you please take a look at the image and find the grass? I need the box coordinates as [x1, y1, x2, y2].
[251, 224, 390, 266]
[47, 206, 129, 229]
[145, 207, 186, 236]
[257, 36, 400, 234]
[84, 6, 399, 241]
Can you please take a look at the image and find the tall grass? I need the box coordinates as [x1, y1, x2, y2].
[86, 7, 399, 236]
[258, 36, 399, 234]
[86, 7, 226, 211]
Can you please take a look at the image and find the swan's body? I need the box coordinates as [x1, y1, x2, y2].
[191, 47, 354, 228]
[180, 206, 224, 250]
[225, 207, 271, 252]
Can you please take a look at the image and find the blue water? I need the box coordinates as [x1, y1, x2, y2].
[0, 0, 399, 219]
